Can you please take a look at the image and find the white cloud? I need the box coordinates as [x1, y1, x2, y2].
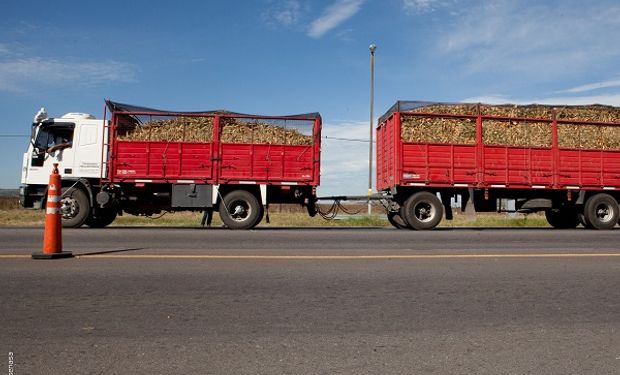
[438, 1, 620, 77]
[0, 57, 136, 92]
[555, 79, 620, 94]
[263, 0, 302, 28]
[402, 0, 438, 14]
[308, 0, 364, 39]
[0, 44, 8, 55]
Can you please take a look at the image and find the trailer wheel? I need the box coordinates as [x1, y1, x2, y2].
[583, 193, 619, 230]
[219, 190, 262, 230]
[544, 207, 579, 229]
[60, 187, 90, 228]
[85, 208, 117, 228]
[387, 211, 408, 229]
[402, 191, 444, 230]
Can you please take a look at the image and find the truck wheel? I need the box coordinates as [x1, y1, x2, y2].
[219, 190, 262, 230]
[60, 187, 90, 228]
[387, 211, 408, 229]
[402, 191, 444, 230]
[583, 193, 619, 230]
[85, 208, 117, 228]
[544, 207, 579, 229]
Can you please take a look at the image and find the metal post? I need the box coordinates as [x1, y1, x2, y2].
[368, 43, 376, 215]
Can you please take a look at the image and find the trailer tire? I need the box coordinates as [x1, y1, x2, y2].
[544, 207, 579, 229]
[577, 213, 592, 228]
[387, 211, 408, 229]
[60, 187, 90, 228]
[85, 208, 117, 228]
[583, 193, 619, 230]
[219, 190, 262, 230]
[402, 191, 444, 230]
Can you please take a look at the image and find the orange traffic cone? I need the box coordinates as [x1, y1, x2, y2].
[32, 164, 73, 259]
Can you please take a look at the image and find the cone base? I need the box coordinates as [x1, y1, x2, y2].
[32, 251, 74, 260]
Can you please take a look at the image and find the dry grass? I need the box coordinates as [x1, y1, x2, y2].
[0, 198, 550, 228]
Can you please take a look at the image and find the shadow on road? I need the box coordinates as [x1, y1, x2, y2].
[74, 247, 146, 257]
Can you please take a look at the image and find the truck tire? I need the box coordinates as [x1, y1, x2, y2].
[583, 193, 619, 230]
[544, 207, 579, 229]
[402, 191, 444, 230]
[85, 208, 117, 228]
[219, 190, 262, 230]
[60, 187, 90, 228]
[387, 211, 408, 229]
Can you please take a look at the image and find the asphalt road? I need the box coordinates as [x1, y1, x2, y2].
[1, 227, 619, 374]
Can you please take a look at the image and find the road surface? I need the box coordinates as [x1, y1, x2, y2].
[1, 227, 619, 374]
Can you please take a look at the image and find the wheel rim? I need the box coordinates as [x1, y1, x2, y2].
[228, 200, 251, 222]
[594, 203, 613, 223]
[60, 197, 79, 219]
[413, 201, 434, 222]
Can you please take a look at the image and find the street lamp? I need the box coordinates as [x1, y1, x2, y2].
[368, 43, 376, 215]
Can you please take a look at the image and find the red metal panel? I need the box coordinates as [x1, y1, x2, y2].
[376, 122, 385, 190]
[376, 114, 396, 191]
[602, 152, 620, 186]
[394, 114, 402, 188]
[313, 118, 322, 186]
[147, 143, 180, 178]
[220, 144, 252, 180]
[219, 143, 316, 183]
[529, 149, 553, 186]
[113, 141, 213, 180]
[558, 149, 620, 188]
[114, 142, 149, 178]
[179, 143, 213, 179]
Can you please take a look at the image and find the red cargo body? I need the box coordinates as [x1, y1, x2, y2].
[105, 104, 321, 187]
[377, 105, 620, 192]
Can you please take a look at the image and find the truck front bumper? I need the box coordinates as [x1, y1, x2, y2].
[19, 184, 46, 209]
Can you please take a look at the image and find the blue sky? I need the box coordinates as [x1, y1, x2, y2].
[2, 0, 620, 195]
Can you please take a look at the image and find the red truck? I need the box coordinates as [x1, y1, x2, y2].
[376, 101, 620, 230]
[21, 100, 321, 229]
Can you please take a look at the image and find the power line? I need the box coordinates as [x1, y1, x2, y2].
[323, 136, 375, 143]
[0, 135, 29, 138]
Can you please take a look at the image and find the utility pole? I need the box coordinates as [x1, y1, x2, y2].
[368, 43, 376, 215]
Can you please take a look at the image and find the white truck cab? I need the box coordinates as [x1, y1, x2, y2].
[20, 108, 108, 225]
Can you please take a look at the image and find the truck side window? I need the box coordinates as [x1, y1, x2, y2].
[31, 125, 75, 166]
[45, 127, 74, 153]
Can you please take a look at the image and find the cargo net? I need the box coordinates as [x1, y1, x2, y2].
[115, 114, 314, 145]
[220, 116, 313, 145]
[395, 102, 620, 149]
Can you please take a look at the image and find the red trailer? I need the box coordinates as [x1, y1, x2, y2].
[376, 101, 620, 230]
